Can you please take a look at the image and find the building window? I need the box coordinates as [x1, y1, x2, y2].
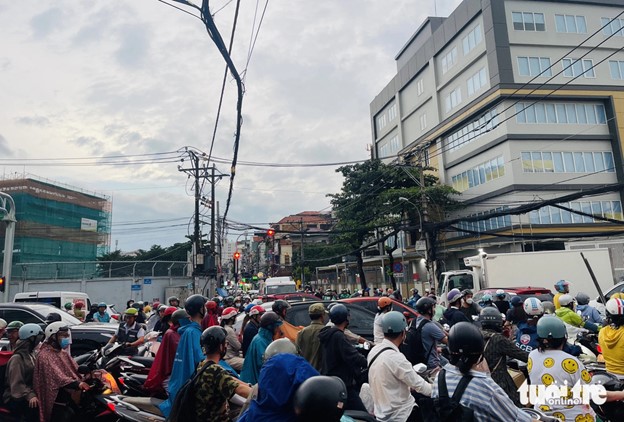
[512, 12, 546, 31]
[521, 151, 615, 174]
[442, 47, 458, 74]
[420, 113, 427, 131]
[601, 17, 624, 36]
[457, 207, 512, 233]
[517, 56, 552, 77]
[379, 143, 389, 158]
[377, 113, 387, 131]
[555, 15, 587, 33]
[515, 102, 606, 125]
[388, 103, 397, 121]
[467, 67, 487, 96]
[610, 60, 624, 80]
[462, 24, 483, 55]
[445, 108, 499, 152]
[389, 135, 401, 153]
[284, 254, 290, 265]
[444, 87, 462, 112]
[530, 200, 623, 224]
[417, 79, 424, 96]
[451, 155, 505, 192]
[562, 58, 595, 78]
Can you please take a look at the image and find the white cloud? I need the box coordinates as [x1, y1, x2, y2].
[0, 0, 461, 251]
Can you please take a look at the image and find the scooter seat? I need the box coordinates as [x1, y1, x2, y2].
[120, 396, 164, 415]
[130, 356, 154, 367]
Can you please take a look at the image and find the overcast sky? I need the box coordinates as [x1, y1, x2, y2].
[0, 0, 462, 252]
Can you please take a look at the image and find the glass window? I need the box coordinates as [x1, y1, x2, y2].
[532, 152, 544, 172]
[516, 103, 526, 123]
[596, 105, 607, 124]
[529, 57, 540, 76]
[566, 104, 577, 124]
[577, 16, 587, 33]
[513, 13, 524, 30]
[535, 13, 545, 31]
[583, 60, 595, 77]
[614, 201, 623, 220]
[555, 15, 566, 32]
[561, 207, 573, 223]
[602, 17, 612, 35]
[582, 202, 593, 223]
[570, 202, 583, 223]
[535, 103, 546, 123]
[543, 152, 554, 172]
[586, 105, 597, 124]
[546, 104, 557, 123]
[562, 59, 574, 77]
[553, 152, 564, 172]
[479, 164, 486, 184]
[563, 152, 575, 172]
[604, 151, 615, 171]
[611, 61, 623, 79]
[497, 156, 505, 177]
[523, 12, 535, 31]
[526, 104, 537, 123]
[529, 210, 540, 224]
[603, 201, 613, 219]
[522, 152, 533, 172]
[565, 15, 577, 33]
[584, 152, 595, 173]
[556, 104, 568, 123]
[540, 58, 552, 76]
[574, 152, 585, 172]
[539, 207, 551, 223]
[551, 206, 562, 223]
[577, 104, 588, 124]
[485, 161, 493, 181]
[592, 202, 603, 221]
[572, 59, 583, 77]
[594, 152, 606, 172]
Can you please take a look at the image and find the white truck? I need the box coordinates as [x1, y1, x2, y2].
[438, 249, 615, 306]
[259, 276, 296, 296]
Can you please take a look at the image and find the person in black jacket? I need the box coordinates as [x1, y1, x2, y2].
[318, 304, 367, 412]
[442, 288, 470, 328]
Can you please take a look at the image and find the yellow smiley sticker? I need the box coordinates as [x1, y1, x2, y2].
[527, 357, 533, 372]
[542, 373, 555, 386]
[539, 404, 551, 412]
[543, 357, 555, 368]
[581, 369, 591, 383]
[561, 358, 579, 374]
[553, 412, 566, 421]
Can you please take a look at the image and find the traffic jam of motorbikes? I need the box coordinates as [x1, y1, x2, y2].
[3, 272, 624, 422]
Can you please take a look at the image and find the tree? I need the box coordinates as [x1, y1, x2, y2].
[328, 159, 460, 291]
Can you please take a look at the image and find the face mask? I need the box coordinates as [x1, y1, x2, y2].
[466, 298, 474, 305]
[60, 338, 71, 349]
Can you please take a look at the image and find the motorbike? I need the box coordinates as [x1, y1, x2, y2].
[589, 370, 624, 421]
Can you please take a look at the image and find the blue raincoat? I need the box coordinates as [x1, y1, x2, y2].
[238, 354, 319, 422]
[240, 327, 273, 384]
[158, 320, 204, 417]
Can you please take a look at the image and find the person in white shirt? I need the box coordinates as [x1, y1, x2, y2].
[373, 297, 393, 344]
[367, 311, 432, 422]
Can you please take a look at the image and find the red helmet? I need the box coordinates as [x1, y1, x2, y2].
[249, 305, 265, 316]
[74, 301, 85, 309]
[153, 301, 161, 309]
[206, 301, 218, 310]
[164, 306, 177, 317]
[221, 307, 238, 320]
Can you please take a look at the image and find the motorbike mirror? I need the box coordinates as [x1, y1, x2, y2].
[78, 365, 90, 375]
[413, 363, 427, 374]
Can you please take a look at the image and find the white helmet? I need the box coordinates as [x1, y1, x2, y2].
[496, 289, 506, 297]
[221, 307, 238, 320]
[559, 294, 575, 307]
[523, 297, 544, 316]
[0, 318, 7, 330]
[606, 298, 624, 316]
[45, 321, 69, 340]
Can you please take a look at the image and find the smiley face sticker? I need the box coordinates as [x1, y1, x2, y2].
[562, 358, 579, 374]
[581, 369, 591, 383]
[527, 357, 533, 372]
[542, 373, 555, 386]
[553, 411, 566, 421]
[543, 357, 555, 368]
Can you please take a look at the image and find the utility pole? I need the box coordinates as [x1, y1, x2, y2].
[418, 146, 435, 292]
[300, 218, 305, 286]
[0, 192, 16, 302]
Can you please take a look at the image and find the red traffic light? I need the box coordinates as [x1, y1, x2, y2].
[267, 228, 275, 237]
[233, 252, 241, 260]
[0, 276, 5, 292]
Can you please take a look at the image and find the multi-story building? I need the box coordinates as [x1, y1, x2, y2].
[370, 0, 624, 274]
[0, 176, 111, 279]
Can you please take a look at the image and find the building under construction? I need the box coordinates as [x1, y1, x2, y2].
[0, 176, 111, 279]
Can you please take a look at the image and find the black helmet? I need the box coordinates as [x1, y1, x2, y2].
[294, 376, 348, 422]
[132, 303, 141, 310]
[200, 326, 227, 354]
[184, 294, 207, 316]
[171, 309, 189, 325]
[45, 313, 62, 324]
[272, 300, 291, 316]
[478, 307, 503, 327]
[415, 297, 436, 315]
[329, 304, 349, 325]
[260, 311, 283, 329]
[448, 321, 484, 356]
[168, 296, 179, 305]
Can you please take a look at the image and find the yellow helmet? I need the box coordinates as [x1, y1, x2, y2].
[610, 292, 624, 300]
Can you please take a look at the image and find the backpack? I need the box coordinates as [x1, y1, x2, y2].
[401, 318, 434, 365]
[433, 369, 475, 422]
[168, 360, 213, 422]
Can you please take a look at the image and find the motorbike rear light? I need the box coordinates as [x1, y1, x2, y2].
[111, 314, 119, 320]
[118, 377, 126, 386]
[597, 344, 603, 354]
[107, 402, 116, 412]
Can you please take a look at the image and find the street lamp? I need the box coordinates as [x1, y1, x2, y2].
[398, 196, 429, 287]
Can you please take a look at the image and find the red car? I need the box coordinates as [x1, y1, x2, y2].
[474, 287, 554, 304]
[340, 296, 419, 322]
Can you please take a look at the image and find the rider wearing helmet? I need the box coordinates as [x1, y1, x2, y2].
[107, 307, 146, 355]
[405, 297, 447, 369]
[505, 295, 528, 326]
[294, 376, 348, 422]
[159, 294, 207, 417]
[368, 311, 432, 421]
[575, 292, 604, 325]
[4, 321, 24, 352]
[241, 311, 283, 384]
[554, 294, 599, 333]
[599, 298, 624, 376]
[73, 301, 85, 322]
[168, 296, 180, 308]
[220, 307, 244, 372]
[432, 321, 534, 422]
[242, 305, 266, 358]
[442, 288, 470, 328]
[528, 316, 599, 421]
[459, 289, 482, 319]
[194, 327, 252, 421]
[201, 300, 220, 330]
[34, 322, 90, 422]
[493, 290, 511, 315]
[478, 307, 528, 407]
[296, 303, 328, 372]
[146, 303, 165, 332]
[407, 288, 422, 308]
[144, 308, 189, 394]
[553, 279, 571, 309]
[318, 304, 368, 412]
[515, 297, 544, 353]
[272, 300, 299, 342]
[374, 296, 394, 344]
[3, 323, 44, 421]
[479, 292, 496, 309]
[93, 302, 111, 323]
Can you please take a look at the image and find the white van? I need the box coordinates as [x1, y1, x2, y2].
[13, 291, 91, 310]
[260, 277, 297, 296]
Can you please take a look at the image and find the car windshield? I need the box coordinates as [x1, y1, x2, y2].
[29, 304, 81, 326]
[266, 285, 296, 294]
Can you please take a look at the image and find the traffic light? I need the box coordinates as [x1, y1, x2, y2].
[233, 251, 241, 260]
[267, 228, 275, 237]
[0, 276, 5, 293]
